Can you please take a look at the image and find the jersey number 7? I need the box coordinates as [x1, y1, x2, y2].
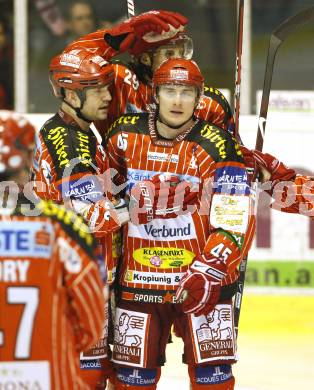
[0, 286, 39, 359]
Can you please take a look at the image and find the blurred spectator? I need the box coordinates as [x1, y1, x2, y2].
[65, 1, 96, 41]
[0, 19, 13, 109]
[33, 0, 67, 36]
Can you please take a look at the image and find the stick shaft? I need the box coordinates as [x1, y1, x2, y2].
[234, 0, 244, 140]
[126, 0, 135, 18]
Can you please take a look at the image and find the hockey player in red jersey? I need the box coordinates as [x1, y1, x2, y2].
[65, 9, 305, 210]
[106, 59, 255, 390]
[31, 48, 130, 389]
[64, 10, 235, 137]
[0, 111, 105, 389]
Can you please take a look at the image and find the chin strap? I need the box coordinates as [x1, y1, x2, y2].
[63, 89, 92, 123]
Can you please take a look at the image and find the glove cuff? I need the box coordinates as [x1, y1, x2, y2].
[190, 259, 226, 281]
[104, 32, 130, 51]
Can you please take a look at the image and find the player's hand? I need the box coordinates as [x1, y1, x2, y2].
[252, 149, 296, 184]
[240, 145, 257, 184]
[85, 198, 129, 237]
[105, 10, 188, 54]
[129, 173, 198, 225]
[175, 254, 226, 316]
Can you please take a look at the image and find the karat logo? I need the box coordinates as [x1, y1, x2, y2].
[127, 169, 153, 183]
[60, 177, 103, 201]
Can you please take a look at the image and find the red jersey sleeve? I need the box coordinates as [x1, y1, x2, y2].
[65, 29, 118, 60]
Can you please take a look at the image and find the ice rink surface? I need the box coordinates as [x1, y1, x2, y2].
[157, 291, 314, 390]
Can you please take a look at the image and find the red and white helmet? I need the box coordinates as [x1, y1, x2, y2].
[152, 58, 204, 99]
[0, 110, 35, 173]
[49, 48, 114, 98]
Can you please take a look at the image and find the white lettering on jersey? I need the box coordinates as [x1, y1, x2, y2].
[0, 260, 30, 282]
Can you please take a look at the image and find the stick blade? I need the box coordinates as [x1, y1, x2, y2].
[274, 5, 314, 43]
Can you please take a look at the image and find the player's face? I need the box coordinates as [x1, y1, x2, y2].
[152, 43, 185, 72]
[69, 3, 95, 37]
[157, 84, 197, 130]
[81, 85, 112, 121]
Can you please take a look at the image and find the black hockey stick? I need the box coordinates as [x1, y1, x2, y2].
[234, 5, 314, 338]
[233, 0, 246, 339]
[234, 0, 244, 141]
[255, 5, 314, 151]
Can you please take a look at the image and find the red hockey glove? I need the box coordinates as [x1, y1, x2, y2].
[240, 145, 258, 184]
[84, 198, 129, 238]
[104, 10, 187, 54]
[240, 146, 296, 186]
[252, 149, 296, 184]
[129, 173, 198, 225]
[176, 231, 242, 316]
[175, 255, 226, 316]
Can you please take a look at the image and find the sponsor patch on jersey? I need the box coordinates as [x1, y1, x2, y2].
[113, 308, 150, 367]
[124, 270, 184, 286]
[132, 247, 194, 269]
[58, 175, 103, 202]
[215, 166, 249, 195]
[80, 359, 102, 370]
[46, 126, 70, 168]
[0, 221, 53, 258]
[122, 290, 185, 304]
[0, 361, 51, 389]
[210, 194, 249, 234]
[190, 303, 236, 364]
[200, 125, 228, 159]
[127, 168, 200, 191]
[81, 301, 109, 360]
[109, 115, 141, 132]
[195, 364, 233, 384]
[117, 367, 158, 386]
[147, 151, 179, 164]
[128, 214, 197, 241]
